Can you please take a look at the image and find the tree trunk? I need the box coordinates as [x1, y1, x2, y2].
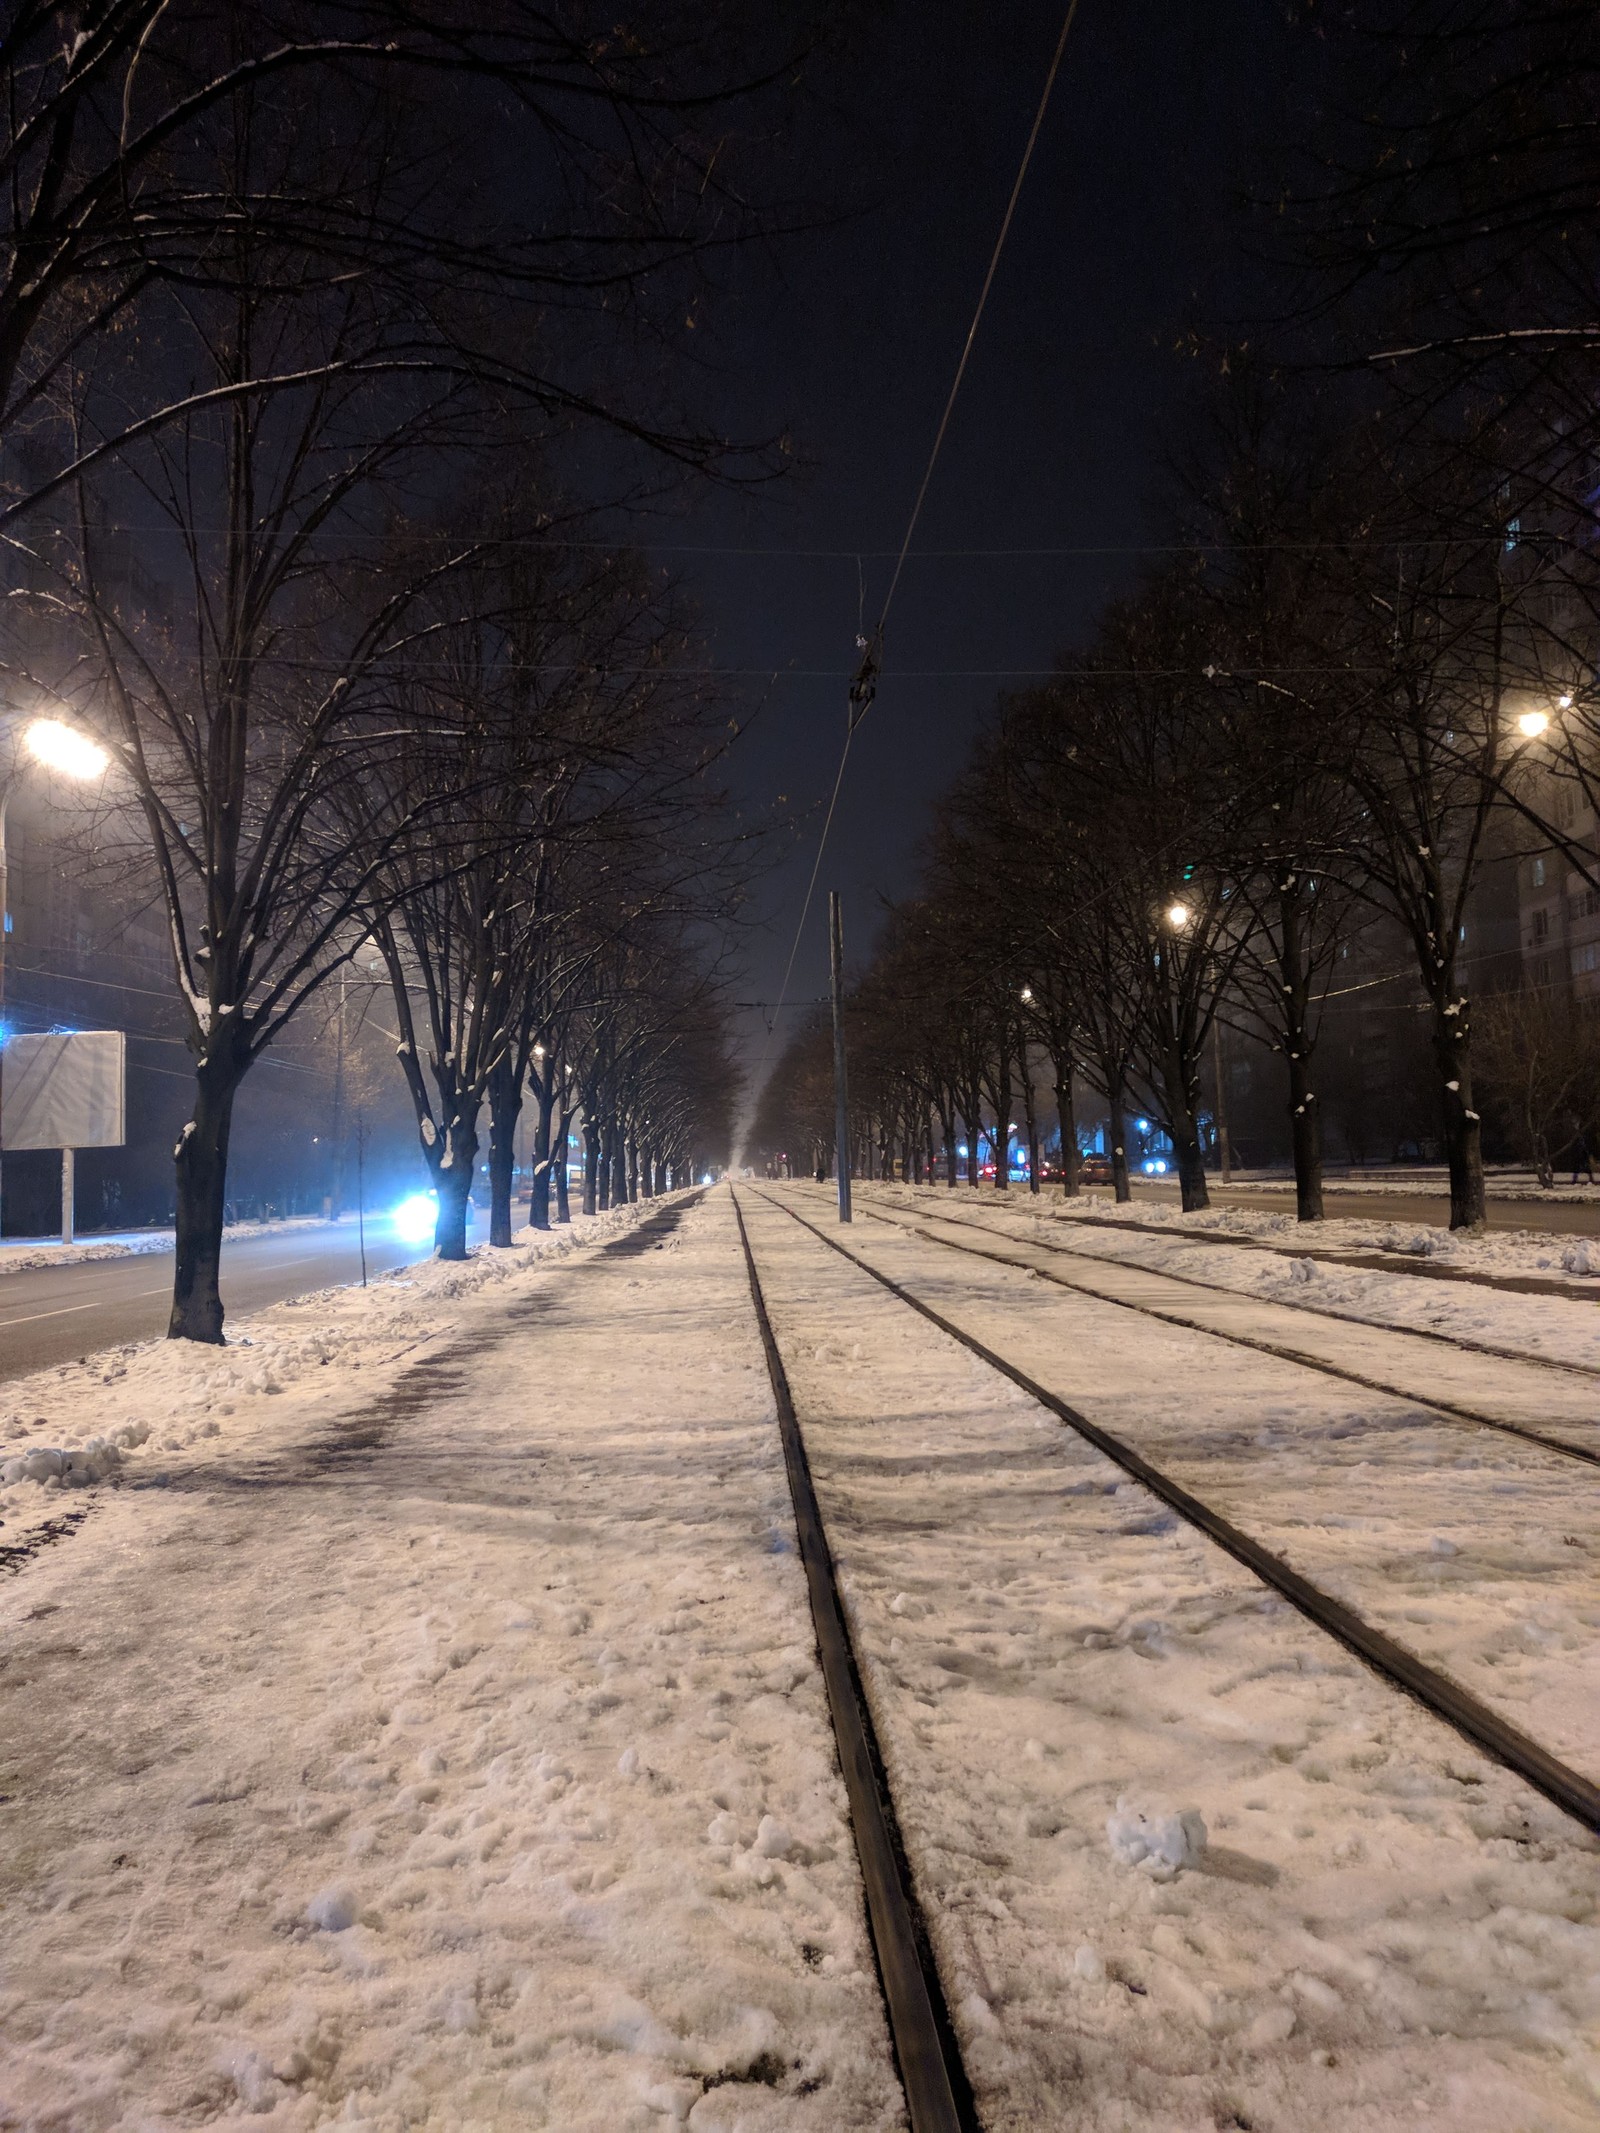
[1432, 998, 1486, 1229]
[990, 1051, 1012, 1190]
[168, 1055, 244, 1343]
[1050, 1046, 1080, 1196]
[1021, 1047, 1041, 1195]
[432, 1115, 479, 1260]
[612, 1132, 628, 1208]
[487, 1059, 520, 1247]
[1278, 880, 1324, 1222]
[1173, 1120, 1210, 1212]
[582, 1115, 601, 1216]
[554, 1109, 573, 1222]
[529, 1077, 555, 1230]
[1103, 1056, 1132, 1204]
[1287, 1048, 1324, 1222]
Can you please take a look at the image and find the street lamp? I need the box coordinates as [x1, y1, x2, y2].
[1513, 692, 1572, 740]
[25, 717, 110, 782]
[1165, 901, 1192, 930]
[0, 709, 112, 1237]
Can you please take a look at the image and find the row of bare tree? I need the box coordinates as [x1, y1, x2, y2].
[756, 0, 1600, 1231]
[0, 0, 792, 1336]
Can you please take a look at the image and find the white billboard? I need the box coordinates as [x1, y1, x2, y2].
[2, 1030, 126, 1149]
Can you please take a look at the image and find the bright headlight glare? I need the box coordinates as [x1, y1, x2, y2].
[391, 1191, 437, 1245]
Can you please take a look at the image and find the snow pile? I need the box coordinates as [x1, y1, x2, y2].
[1561, 1242, 1597, 1277]
[1105, 1798, 1208, 1878]
[0, 1418, 150, 1488]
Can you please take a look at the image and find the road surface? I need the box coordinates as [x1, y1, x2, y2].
[0, 1214, 486, 1383]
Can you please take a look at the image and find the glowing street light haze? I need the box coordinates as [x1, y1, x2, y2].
[25, 717, 110, 781]
[1165, 901, 1191, 929]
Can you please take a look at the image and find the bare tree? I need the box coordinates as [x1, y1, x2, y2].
[1473, 984, 1600, 1188]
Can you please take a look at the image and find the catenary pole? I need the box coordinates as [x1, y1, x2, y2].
[829, 891, 852, 1224]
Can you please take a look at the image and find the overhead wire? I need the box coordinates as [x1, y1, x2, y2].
[750, 1, 1082, 1094]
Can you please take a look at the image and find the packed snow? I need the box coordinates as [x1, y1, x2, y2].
[0, 1192, 904, 2129]
[741, 1185, 1600, 2130]
[7, 1179, 1600, 2130]
[871, 1180, 1600, 1370]
[1042, 1181, 1600, 1290]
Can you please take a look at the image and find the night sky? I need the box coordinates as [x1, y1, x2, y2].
[659, 0, 1304, 1083]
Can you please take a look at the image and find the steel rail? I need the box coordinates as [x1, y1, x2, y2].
[844, 1196, 1600, 1473]
[730, 1190, 976, 2133]
[746, 1187, 1600, 1839]
[879, 1194, 1600, 1384]
[1020, 1202, 1600, 1306]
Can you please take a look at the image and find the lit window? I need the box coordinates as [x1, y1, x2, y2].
[1532, 857, 1546, 886]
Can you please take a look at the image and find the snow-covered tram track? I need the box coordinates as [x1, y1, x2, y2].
[876, 1195, 1600, 1386]
[848, 1196, 1600, 1474]
[747, 1187, 1600, 1844]
[731, 1189, 978, 2133]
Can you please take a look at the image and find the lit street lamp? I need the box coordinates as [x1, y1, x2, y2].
[0, 712, 113, 1237]
[1165, 900, 1191, 930]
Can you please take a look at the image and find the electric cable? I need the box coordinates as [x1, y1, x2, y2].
[746, 2, 1081, 1106]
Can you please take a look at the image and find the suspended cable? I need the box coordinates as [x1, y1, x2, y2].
[750, 2, 1081, 1097]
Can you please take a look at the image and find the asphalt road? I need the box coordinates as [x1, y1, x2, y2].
[0, 1216, 483, 1385]
[1125, 1182, 1600, 1235]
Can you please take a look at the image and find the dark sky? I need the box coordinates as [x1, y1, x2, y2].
[662, 0, 1304, 1085]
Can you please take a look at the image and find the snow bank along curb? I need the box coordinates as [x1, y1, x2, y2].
[0, 1211, 344, 1279]
[0, 1197, 688, 1557]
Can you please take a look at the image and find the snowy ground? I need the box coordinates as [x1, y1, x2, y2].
[983, 1182, 1600, 1287]
[864, 1183, 1600, 1384]
[740, 1186, 1600, 2130]
[7, 1182, 1600, 2131]
[0, 1193, 902, 2132]
[1196, 1169, 1600, 1206]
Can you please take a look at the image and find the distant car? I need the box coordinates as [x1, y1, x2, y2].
[1077, 1156, 1114, 1185]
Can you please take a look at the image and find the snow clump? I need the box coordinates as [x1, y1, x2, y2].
[304, 1885, 359, 1932]
[1106, 1797, 1208, 1879]
[1561, 1242, 1597, 1277]
[0, 1418, 149, 1489]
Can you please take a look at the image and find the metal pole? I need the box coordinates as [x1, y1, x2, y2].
[356, 1114, 368, 1286]
[61, 1146, 73, 1245]
[1212, 1013, 1232, 1185]
[829, 890, 852, 1224]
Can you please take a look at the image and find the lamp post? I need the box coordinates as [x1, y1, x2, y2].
[0, 715, 113, 1239]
